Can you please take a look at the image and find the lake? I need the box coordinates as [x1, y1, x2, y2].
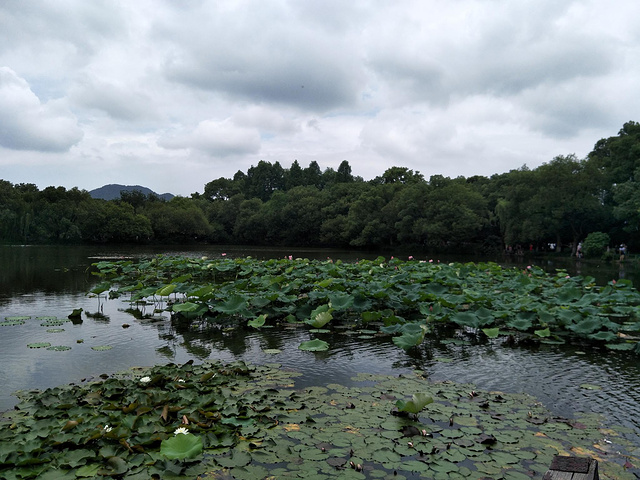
[1, 244, 639, 465]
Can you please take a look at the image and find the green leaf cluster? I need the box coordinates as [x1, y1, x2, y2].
[91, 256, 640, 353]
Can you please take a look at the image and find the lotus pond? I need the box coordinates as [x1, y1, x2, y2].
[1, 246, 640, 478]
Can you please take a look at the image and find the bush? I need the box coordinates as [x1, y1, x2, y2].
[582, 232, 610, 258]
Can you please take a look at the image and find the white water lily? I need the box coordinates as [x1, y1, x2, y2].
[177, 378, 185, 383]
[102, 424, 113, 433]
[139, 376, 151, 384]
[174, 427, 190, 436]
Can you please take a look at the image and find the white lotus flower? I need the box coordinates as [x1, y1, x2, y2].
[174, 427, 190, 435]
[139, 376, 151, 384]
[103, 424, 113, 433]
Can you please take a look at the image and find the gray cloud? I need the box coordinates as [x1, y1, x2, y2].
[158, 3, 363, 111]
[0, 67, 83, 152]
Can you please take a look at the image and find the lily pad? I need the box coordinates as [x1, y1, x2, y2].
[262, 349, 282, 354]
[579, 383, 602, 390]
[91, 345, 113, 351]
[0, 319, 26, 326]
[298, 339, 330, 351]
[46, 345, 71, 351]
[160, 433, 203, 460]
[27, 342, 52, 348]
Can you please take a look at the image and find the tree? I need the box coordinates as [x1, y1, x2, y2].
[304, 161, 323, 189]
[245, 161, 286, 201]
[284, 160, 305, 190]
[336, 160, 354, 183]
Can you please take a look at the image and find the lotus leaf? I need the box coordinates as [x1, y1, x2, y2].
[298, 338, 330, 351]
[247, 314, 267, 328]
[306, 304, 334, 328]
[215, 295, 248, 314]
[160, 433, 203, 460]
[395, 393, 433, 413]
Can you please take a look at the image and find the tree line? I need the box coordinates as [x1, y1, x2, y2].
[1, 121, 640, 255]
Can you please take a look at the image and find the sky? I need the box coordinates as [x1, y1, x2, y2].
[1, 0, 639, 197]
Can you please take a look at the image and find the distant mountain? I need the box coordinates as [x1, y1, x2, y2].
[89, 184, 174, 201]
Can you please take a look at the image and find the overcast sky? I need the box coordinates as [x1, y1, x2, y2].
[1, 0, 638, 196]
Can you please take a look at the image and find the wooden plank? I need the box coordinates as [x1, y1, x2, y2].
[544, 456, 599, 480]
[550, 456, 591, 473]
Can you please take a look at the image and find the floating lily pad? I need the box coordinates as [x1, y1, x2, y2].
[91, 345, 113, 351]
[27, 342, 51, 348]
[41, 319, 66, 327]
[0, 319, 26, 326]
[579, 383, 602, 390]
[46, 328, 65, 333]
[298, 339, 330, 351]
[5, 316, 30, 321]
[262, 349, 282, 355]
[46, 345, 71, 351]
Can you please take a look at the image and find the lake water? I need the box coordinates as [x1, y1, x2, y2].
[1, 244, 640, 464]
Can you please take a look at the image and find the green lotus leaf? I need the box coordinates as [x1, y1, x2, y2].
[306, 304, 334, 328]
[98, 456, 129, 476]
[452, 312, 486, 329]
[605, 342, 636, 350]
[534, 328, 551, 338]
[46, 345, 71, 351]
[27, 342, 51, 348]
[588, 331, 617, 342]
[91, 345, 113, 351]
[392, 332, 425, 350]
[568, 317, 603, 335]
[160, 433, 203, 460]
[40, 319, 65, 326]
[0, 319, 26, 326]
[262, 348, 282, 354]
[215, 294, 248, 314]
[215, 448, 251, 468]
[328, 293, 354, 310]
[396, 393, 433, 414]
[90, 282, 110, 295]
[5, 316, 30, 321]
[247, 314, 267, 328]
[298, 339, 330, 351]
[172, 302, 205, 314]
[579, 383, 602, 390]
[482, 327, 500, 338]
[507, 317, 533, 331]
[155, 284, 176, 296]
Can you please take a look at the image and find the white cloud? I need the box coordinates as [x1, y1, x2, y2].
[0, 67, 83, 152]
[159, 118, 261, 157]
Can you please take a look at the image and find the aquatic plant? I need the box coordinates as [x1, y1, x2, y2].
[90, 256, 640, 353]
[1, 361, 636, 479]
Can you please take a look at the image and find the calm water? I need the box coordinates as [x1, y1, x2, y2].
[1, 245, 639, 457]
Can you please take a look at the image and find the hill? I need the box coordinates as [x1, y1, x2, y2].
[89, 184, 174, 201]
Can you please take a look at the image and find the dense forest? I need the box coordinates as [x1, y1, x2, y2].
[2, 121, 640, 255]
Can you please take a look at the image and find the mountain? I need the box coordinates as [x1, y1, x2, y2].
[89, 184, 174, 201]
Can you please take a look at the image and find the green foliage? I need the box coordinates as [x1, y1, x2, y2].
[2, 363, 636, 479]
[92, 256, 640, 354]
[582, 231, 611, 257]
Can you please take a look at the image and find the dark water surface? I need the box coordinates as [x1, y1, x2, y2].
[1, 245, 639, 455]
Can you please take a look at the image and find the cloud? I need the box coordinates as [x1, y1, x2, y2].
[158, 118, 261, 157]
[157, 2, 363, 111]
[0, 67, 83, 152]
[71, 76, 158, 121]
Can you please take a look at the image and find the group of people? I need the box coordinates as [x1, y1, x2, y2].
[575, 242, 628, 260]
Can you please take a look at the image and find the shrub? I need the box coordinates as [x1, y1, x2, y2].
[582, 232, 610, 258]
